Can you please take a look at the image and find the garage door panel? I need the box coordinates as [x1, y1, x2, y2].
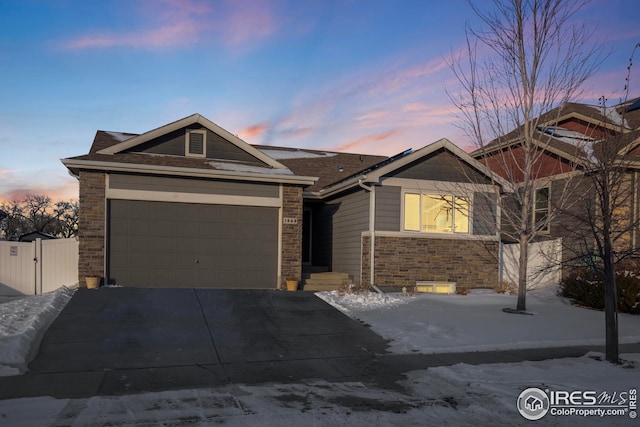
[109, 200, 278, 288]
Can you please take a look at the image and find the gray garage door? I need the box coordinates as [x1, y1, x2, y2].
[108, 200, 278, 288]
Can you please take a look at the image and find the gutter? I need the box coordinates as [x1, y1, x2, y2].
[358, 179, 376, 287]
[60, 158, 318, 186]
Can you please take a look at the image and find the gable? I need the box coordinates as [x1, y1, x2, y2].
[128, 124, 268, 165]
[97, 114, 286, 170]
[384, 148, 493, 185]
[480, 145, 576, 182]
[557, 117, 614, 140]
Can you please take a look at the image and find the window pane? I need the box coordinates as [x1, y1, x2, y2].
[454, 197, 469, 233]
[403, 193, 420, 231]
[534, 188, 549, 229]
[535, 188, 549, 210]
[423, 195, 452, 232]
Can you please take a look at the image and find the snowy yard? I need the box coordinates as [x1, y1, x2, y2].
[0, 286, 639, 426]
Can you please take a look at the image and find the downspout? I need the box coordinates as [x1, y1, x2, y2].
[358, 179, 375, 286]
[634, 171, 639, 248]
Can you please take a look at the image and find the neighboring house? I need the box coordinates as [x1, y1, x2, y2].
[62, 114, 509, 290]
[471, 98, 640, 270]
[19, 231, 57, 242]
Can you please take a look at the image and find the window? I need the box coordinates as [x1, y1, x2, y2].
[534, 187, 549, 232]
[186, 130, 206, 157]
[403, 193, 470, 233]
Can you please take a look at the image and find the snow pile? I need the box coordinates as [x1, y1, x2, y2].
[319, 290, 411, 313]
[0, 287, 73, 376]
[318, 288, 640, 354]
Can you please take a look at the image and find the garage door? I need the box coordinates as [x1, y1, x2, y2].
[108, 200, 278, 288]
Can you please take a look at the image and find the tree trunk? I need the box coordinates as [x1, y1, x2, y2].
[603, 241, 619, 363]
[517, 234, 528, 311]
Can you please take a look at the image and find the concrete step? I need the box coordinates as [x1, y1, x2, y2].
[302, 283, 344, 292]
[303, 271, 352, 292]
[309, 272, 350, 280]
[304, 278, 351, 286]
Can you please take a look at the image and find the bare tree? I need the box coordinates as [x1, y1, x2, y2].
[560, 44, 640, 362]
[53, 200, 79, 238]
[0, 195, 79, 240]
[0, 200, 28, 240]
[23, 194, 55, 233]
[448, 0, 604, 311]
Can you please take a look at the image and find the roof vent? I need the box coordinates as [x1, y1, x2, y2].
[186, 130, 206, 158]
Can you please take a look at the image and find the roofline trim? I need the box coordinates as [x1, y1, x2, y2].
[61, 158, 318, 186]
[96, 113, 287, 170]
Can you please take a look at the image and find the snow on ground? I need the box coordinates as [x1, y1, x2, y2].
[317, 287, 640, 354]
[0, 286, 639, 425]
[0, 287, 73, 376]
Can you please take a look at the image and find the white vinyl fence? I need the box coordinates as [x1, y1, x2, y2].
[500, 238, 562, 290]
[0, 238, 78, 295]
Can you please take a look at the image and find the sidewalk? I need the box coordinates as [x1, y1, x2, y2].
[0, 287, 638, 400]
[2, 343, 638, 400]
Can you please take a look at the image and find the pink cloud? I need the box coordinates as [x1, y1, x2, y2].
[0, 180, 78, 204]
[63, 0, 209, 49]
[276, 126, 313, 138]
[61, 0, 278, 51]
[330, 129, 400, 153]
[220, 1, 278, 47]
[237, 123, 270, 139]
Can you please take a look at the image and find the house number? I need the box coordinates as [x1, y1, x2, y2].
[10, 246, 18, 256]
[283, 217, 297, 225]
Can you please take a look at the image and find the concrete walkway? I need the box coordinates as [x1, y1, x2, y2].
[0, 288, 638, 400]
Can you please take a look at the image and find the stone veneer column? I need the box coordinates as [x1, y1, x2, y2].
[281, 185, 303, 287]
[78, 171, 106, 284]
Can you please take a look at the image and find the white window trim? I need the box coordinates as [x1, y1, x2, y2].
[185, 129, 207, 158]
[401, 190, 473, 235]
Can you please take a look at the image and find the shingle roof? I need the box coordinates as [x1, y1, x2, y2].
[473, 99, 640, 161]
[253, 145, 388, 192]
[69, 130, 388, 192]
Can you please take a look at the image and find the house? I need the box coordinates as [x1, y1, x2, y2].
[471, 98, 640, 270]
[18, 231, 57, 242]
[62, 114, 509, 290]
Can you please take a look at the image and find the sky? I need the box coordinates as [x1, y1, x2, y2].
[0, 0, 638, 202]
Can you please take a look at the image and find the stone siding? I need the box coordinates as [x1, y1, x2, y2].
[281, 185, 303, 287]
[362, 235, 499, 288]
[78, 171, 106, 284]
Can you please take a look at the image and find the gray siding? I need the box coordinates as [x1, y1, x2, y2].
[387, 149, 492, 184]
[327, 190, 370, 283]
[375, 185, 401, 231]
[130, 124, 266, 164]
[473, 192, 498, 235]
[109, 174, 279, 197]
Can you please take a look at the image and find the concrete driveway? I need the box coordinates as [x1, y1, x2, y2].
[0, 288, 391, 398]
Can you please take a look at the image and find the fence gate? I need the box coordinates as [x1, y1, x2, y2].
[500, 238, 562, 290]
[0, 238, 78, 295]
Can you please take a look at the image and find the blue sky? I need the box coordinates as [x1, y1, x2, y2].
[0, 0, 638, 202]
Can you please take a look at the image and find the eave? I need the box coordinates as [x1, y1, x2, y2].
[61, 158, 318, 186]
